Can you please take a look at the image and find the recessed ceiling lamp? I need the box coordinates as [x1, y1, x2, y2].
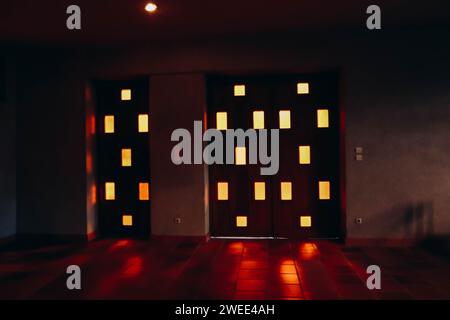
[145, 2, 158, 13]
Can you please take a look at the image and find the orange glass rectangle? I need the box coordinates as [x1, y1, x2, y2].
[217, 182, 229, 200]
[253, 111, 264, 129]
[104, 115, 114, 133]
[254, 182, 266, 200]
[236, 216, 247, 227]
[139, 183, 149, 200]
[234, 85, 246, 96]
[279, 110, 291, 129]
[300, 216, 312, 227]
[297, 83, 309, 94]
[235, 147, 246, 165]
[138, 114, 149, 132]
[122, 149, 132, 167]
[121, 89, 131, 101]
[299, 146, 311, 164]
[317, 109, 329, 128]
[122, 215, 133, 226]
[216, 112, 227, 130]
[105, 182, 115, 200]
[319, 181, 330, 200]
[281, 182, 292, 200]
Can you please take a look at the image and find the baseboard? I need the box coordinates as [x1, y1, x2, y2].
[151, 234, 210, 243]
[0, 235, 16, 246]
[345, 238, 421, 247]
[17, 233, 90, 243]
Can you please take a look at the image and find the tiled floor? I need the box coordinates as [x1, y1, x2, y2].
[0, 238, 449, 300]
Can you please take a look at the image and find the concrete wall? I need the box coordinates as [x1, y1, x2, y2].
[12, 26, 450, 240]
[0, 54, 16, 239]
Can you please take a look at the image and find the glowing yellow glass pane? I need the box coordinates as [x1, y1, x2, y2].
[317, 109, 329, 128]
[139, 183, 149, 201]
[234, 85, 246, 96]
[254, 182, 266, 200]
[104, 115, 114, 133]
[217, 182, 228, 200]
[253, 111, 265, 129]
[281, 182, 292, 200]
[300, 216, 312, 227]
[122, 149, 132, 167]
[105, 182, 115, 200]
[319, 181, 331, 200]
[297, 83, 309, 94]
[122, 215, 133, 226]
[236, 216, 247, 227]
[299, 146, 311, 164]
[121, 89, 131, 101]
[216, 112, 228, 130]
[279, 110, 291, 129]
[138, 114, 149, 132]
[235, 147, 246, 165]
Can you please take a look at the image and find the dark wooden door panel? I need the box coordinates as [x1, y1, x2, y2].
[208, 73, 341, 239]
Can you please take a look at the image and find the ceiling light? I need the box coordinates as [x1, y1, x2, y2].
[145, 2, 158, 13]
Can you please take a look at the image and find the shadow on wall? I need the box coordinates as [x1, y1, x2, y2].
[368, 202, 435, 239]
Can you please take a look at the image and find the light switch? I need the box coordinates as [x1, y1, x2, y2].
[355, 147, 363, 161]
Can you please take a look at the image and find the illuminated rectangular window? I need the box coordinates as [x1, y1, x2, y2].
[253, 111, 265, 129]
[281, 182, 292, 200]
[300, 216, 312, 227]
[121, 89, 131, 101]
[104, 115, 115, 133]
[217, 182, 229, 200]
[317, 109, 329, 128]
[234, 85, 246, 96]
[236, 216, 247, 227]
[279, 110, 291, 129]
[139, 183, 149, 201]
[235, 147, 246, 165]
[122, 215, 133, 226]
[299, 146, 311, 164]
[319, 181, 331, 200]
[105, 182, 115, 200]
[254, 182, 266, 200]
[216, 112, 228, 130]
[297, 83, 309, 94]
[122, 149, 132, 167]
[138, 114, 149, 132]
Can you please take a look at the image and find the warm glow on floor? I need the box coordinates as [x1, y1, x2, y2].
[280, 182, 292, 200]
[217, 182, 229, 200]
[235, 147, 246, 165]
[139, 183, 150, 200]
[279, 110, 291, 129]
[299, 146, 311, 164]
[122, 149, 132, 167]
[253, 111, 265, 129]
[121, 89, 131, 101]
[122, 215, 133, 226]
[297, 83, 309, 94]
[234, 85, 246, 96]
[254, 182, 266, 200]
[105, 182, 115, 200]
[236, 216, 248, 227]
[104, 115, 114, 133]
[216, 112, 228, 130]
[319, 181, 331, 200]
[138, 114, 149, 132]
[300, 216, 312, 227]
[317, 109, 329, 128]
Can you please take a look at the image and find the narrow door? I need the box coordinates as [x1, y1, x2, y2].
[95, 78, 151, 238]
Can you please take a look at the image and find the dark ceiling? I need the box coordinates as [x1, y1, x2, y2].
[0, 0, 449, 46]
